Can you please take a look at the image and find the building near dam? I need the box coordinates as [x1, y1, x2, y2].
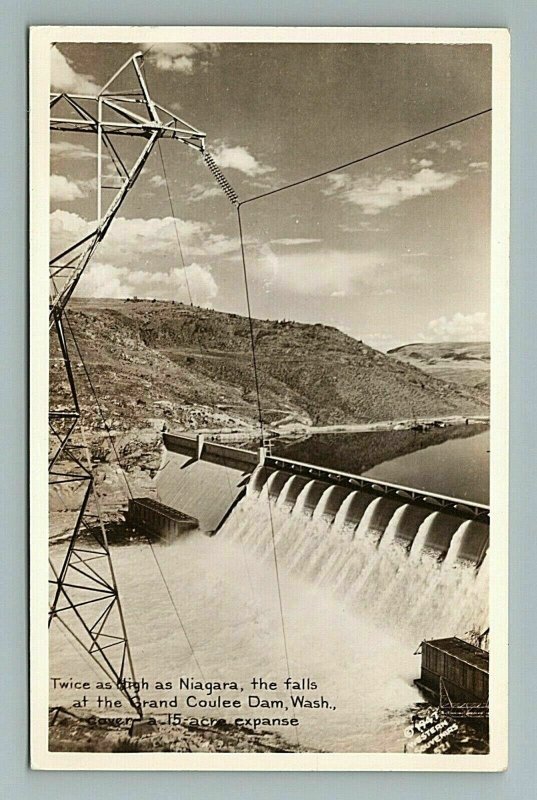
[416, 637, 489, 710]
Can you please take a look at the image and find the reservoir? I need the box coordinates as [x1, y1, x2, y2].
[270, 425, 489, 504]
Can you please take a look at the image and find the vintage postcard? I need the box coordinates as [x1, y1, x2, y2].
[30, 26, 510, 770]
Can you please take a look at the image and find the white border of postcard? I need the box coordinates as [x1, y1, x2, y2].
[30, 25, 510, 771]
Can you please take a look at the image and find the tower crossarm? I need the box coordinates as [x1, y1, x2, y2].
[49, 51, 206, 318]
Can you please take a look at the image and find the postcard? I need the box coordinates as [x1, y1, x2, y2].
[30, 25, 509, 770]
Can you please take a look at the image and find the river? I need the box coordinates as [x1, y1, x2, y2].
[49, 424, 489, 753]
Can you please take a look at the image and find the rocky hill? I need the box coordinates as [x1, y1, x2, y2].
[49, 299, 489, 512]
[53, 299, 488, 439]
[388, 342, 490, 399]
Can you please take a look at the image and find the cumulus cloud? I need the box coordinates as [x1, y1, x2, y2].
[149, 174, 167, 188]
[50, 175, 85, 202]
[50, 210, 238, 266]
[213, 143, 275, 177]
[259, 247, 420, 298]
[425, 138, 465, 154]
[469, 161, 489, 172]
[425, 312, 489, 342]
[77, 261, 218, 304]
[50, 141, 96, 160]
[410, 158, 434, 168]
[141, 43, 218, 73]
[187, 183, 224, 202]
[272, 238, 323, 246]
[51, 47, 100, 94]
[324, 167, 461, 215]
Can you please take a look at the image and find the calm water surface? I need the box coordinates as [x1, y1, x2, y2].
[271, 426, 489, 504]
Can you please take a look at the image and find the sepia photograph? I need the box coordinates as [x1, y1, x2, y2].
[31, 27, 509, 770]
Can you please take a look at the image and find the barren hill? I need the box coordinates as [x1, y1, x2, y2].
[53, 299, 489, 442]
[388, 341, 490, 399]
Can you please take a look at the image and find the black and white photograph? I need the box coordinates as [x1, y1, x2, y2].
[31, 27, 509, 770]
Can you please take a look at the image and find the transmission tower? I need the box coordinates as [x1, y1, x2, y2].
[48, 51, 207, 716]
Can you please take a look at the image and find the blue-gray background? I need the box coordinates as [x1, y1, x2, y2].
[1, 1, 534, 797]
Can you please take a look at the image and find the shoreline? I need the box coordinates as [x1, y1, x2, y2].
[201, 415, 490, 444]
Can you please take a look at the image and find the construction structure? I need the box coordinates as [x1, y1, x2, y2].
[48, 51, 237, 716]
[415, 637, 489, 717]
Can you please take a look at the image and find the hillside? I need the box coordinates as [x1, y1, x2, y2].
[387, 342, 490, 399]
[52, 299, 488, 441]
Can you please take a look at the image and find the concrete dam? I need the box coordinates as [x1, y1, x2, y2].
[131, 432, 489, 573]
[127, 432, 489, 644]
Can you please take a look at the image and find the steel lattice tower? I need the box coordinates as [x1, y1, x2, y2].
[48, 51, 207, 716]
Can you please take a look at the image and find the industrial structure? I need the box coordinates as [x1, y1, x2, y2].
[126, 432, 490, 568]
[416, 637, 489, 717]
[48, 51, 237, 716]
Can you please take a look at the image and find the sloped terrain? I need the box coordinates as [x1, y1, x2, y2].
[388, 342, 490, 399]
[55, 298, 487, 427]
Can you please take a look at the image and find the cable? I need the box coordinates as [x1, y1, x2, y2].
[236, 205, 293, 683]
[239, 107, 491, 205]
[140, 57, 194, 308]
[63, 310, 134, 500]
[157, 140, 194, 306]
[237, 206, 265, 444]
[139, 44, 157, 61]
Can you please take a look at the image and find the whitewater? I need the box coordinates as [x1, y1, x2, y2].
[50, 473, 488, 753]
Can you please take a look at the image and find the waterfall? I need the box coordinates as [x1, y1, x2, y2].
[222, 475, 489, 646]
[50, 466, 489, 754]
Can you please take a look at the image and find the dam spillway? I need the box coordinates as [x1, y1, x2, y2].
[147, 432, 489, 570]
[125, 432, 490, 643]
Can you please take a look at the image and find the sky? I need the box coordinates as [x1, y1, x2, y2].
[50, 42, 492, 351]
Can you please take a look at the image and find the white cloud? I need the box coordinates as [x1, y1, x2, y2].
[469, 161, 489, 172]
[324, 167, 461, 215]
[187, 183, 224, 202]
[425, 312, 489, 342]
[51, 47, 100, 94]
[149, 175, 167, 188]
[50, 175, 85, 202]
[141, 43, 218, 73]
[50, 141, 96, 160]
[50, 210, 238, 265]
[410, 158, 434, 168]
[77, 261, 218, 304]
[272, 238, 323, 246]
[213, 144, 275, 177]
[258, 247, 420, 297]
[425, 138, 465, 154]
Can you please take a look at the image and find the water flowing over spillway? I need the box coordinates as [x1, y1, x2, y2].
[50, 467, 488, 753]
[222, 470, 489, 647]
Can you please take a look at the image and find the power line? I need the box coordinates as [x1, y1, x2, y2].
[157, 140, 194, 306]
[236, 205, 293, 683]
[63, 310, 134, 500]
[237, 206, 265, 444]
[239, 107, 492, 205]
[140, 58, 194, 307]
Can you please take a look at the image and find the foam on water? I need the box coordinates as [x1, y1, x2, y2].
[50, 472, 488, 752]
